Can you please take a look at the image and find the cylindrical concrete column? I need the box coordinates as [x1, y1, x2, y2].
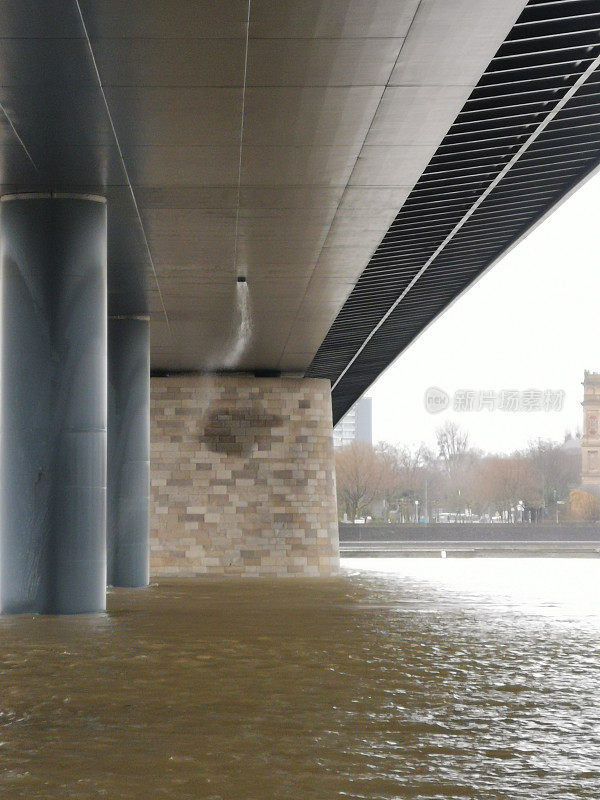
[107, 316, 150, 587]
[0, 194, 107, 614]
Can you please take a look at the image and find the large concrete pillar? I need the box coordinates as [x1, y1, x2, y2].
[0, 194, 107, 614]
[107, 316, 150, 587]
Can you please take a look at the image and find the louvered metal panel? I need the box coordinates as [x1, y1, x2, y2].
[306, 0, 600, 425]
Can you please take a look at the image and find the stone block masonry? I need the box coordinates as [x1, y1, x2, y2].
[150, 375, 340, 577]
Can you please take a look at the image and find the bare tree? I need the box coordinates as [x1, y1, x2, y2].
[526, 437, 581, 515]
[478, 455, 543, 521]
[336, 427, 576, 525]
[570, 488, 600, 522]
[335, 443, 385, 521]
[372, 442, 436, 521]
[374, 442, 402, 516]
[436, 420, 469, 472]
[435, 421, 476, 516]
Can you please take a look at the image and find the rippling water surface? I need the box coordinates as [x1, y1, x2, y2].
[1, 558, 599, 799]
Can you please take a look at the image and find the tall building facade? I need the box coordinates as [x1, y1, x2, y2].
[581, 371, 600, 491]
[333, 397, 373, 449]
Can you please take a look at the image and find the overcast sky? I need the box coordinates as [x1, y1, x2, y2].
[367, 168, 600, 455]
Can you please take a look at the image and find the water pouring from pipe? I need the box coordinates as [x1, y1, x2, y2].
[222, 276, 252, 369]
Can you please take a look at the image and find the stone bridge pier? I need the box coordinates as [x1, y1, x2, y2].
[149, 375, 339, 577]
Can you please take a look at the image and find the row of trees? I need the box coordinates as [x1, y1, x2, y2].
[335, 421, 583, 523]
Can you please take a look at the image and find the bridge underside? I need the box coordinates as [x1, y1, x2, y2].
[1, 0, 600, 608]
[0, 0, 526, 382]
[311, 0, 600, 421]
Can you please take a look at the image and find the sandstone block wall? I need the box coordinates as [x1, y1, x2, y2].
[150, 375, 339, 577]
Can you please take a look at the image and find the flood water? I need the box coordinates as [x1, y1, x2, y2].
[1, 558, 599, 799]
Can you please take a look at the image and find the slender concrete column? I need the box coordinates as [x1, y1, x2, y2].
[107, 316, 150, 587]
[0, 194, 107, 614]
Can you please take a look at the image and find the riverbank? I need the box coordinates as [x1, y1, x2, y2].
[340, 540, 600, 558]
[339, 522, 600, 558]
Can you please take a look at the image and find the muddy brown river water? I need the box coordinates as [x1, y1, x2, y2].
[0, 558, 599, 799]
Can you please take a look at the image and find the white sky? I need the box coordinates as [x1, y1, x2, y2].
[367, 168, 600, 455]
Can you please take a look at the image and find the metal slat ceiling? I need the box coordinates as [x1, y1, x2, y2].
[307, 0, 600, 424]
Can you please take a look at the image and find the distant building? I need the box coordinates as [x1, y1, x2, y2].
[562, 432, 581, 454]
[581, 371, 600, 491]
[333, 397, 372, 449]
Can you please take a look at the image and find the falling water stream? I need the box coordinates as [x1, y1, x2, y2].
[222, 281, 252, 369]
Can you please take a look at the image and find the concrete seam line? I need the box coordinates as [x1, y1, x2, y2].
[232, 0, 252, 280]
[0, 100, 38, 172]
[73, 0, 170, 334]
[278, 1, 425, 368]
[1, 193, 106, 203]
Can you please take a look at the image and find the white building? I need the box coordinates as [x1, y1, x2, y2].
[333, 397, 372, 449]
